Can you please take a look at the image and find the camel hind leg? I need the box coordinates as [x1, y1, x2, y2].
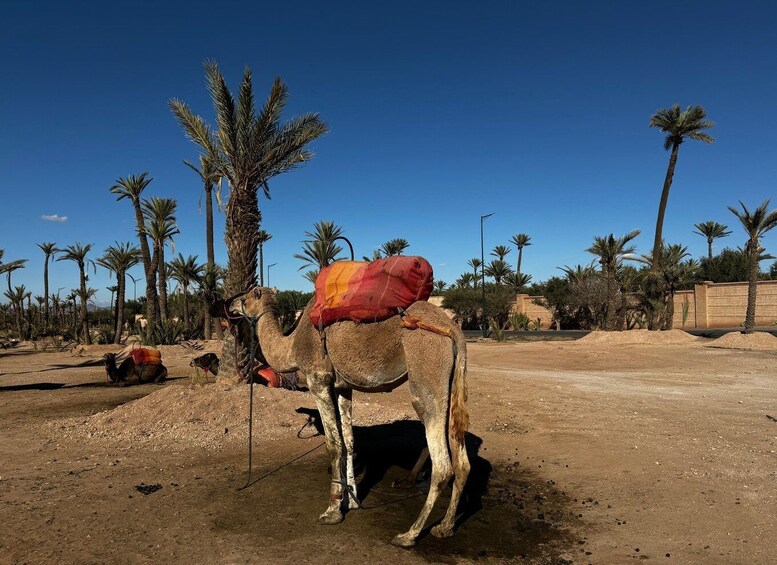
[391, 343, 454, 548]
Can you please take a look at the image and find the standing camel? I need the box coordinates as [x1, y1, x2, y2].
[223, 287, 470, 547]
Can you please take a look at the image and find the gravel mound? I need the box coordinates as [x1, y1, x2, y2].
[705, 331, 777, 351]
[51, 383, 415, 450]
[576, 329, 700, 345]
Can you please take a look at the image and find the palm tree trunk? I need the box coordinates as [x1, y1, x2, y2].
[114, 272, 126, 344]
[707, 239, 713, 260]
[518, 247, 523, 274]
[132, 198, 160, 331]
[221, 185, 259, 382]
[652, 142, 680, 268]
[604, 265, 618, 331]
[744, 246, 759, 333]
[157, 244, 168, 322]
[182, 282, 190, 330]
[662, 287, 675, 330]
[204, 186, 222, 340]
[79, 266, 91, 345]
[43, 256, 50, 330]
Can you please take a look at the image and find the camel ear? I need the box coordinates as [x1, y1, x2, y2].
[253, 287, 261, 299]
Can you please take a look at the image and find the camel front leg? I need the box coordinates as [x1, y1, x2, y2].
[308, 372, 346, 525]
[337, 388, 360, 510]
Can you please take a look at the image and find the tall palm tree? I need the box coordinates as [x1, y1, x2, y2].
[693, 221, 731, 259]
[294, 221, 345, 271]
[37, 242, 59, 329]
[110, 172, 160, 331]
[491, 245, 511, 262]
[258, 229, 272, 286]
[57, 243, 95, 344]
[143, 197, 179, 322]
[484, 259, 512, 285]
[98, 242, 141, 343]
[728, 200, 777, 333]
[649, 104, 714, 268]
[171, 61, 327, 380]
[510, 234, 532, 274]
[381, 238, 410, 257]
[433, 280, 448, 294]
[586, 230, 640, 331]
[184, 155, 223, 339]
[200, 264, 223, 339]
[467, 258, 482, 289]
[0, 254, 28, 335]
[169, 254, 204, 331]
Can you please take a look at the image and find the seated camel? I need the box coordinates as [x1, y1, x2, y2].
[221, 287, 470, 548]
[103, 352, 167, 385]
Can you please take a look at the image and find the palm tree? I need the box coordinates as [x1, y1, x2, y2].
[649, 105, 714, 268]
[258, 229, 272, 286]
[456, 273, 475, 289]
[110, 172, 161, 331]
[98, 242, 141, 343]
[491, 245, 511, 262]
[143, 197, 179, 322]
[169, 254, 204, 331]
[510, 234, 532, 274]
[640, 244, 696, 329]
[4, 285, 28, 337]
[693, 221, 731, 259]
[728, 200, 777, 333]
[57, 243, 95, 344]
[467, 258, 482, 289]
[504, 272, 532, 292]
[381, 238, 410, 257]
[200, 264, 223, 339]
[36, 242, 59, 329]
[484, 259, 512, 285]
[295, 221, 346, 271]
[433, 280, 448, 294]
[586, 230, 640, 331]
[184, 155, 223, 339]
[0, 254, 28, 335]
[170, 61, 327, 380]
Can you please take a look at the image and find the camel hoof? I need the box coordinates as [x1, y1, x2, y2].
[431, 524, 453, 539]
[391, 532, 417, 548]
[318, 508, 344, 525]
[347, 498, 361, 510]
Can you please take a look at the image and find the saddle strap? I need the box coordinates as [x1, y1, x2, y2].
[401, 316, 452, 338]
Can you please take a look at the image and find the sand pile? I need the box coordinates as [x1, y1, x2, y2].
[705, 331, 777, 351]
[576, 329, 700, 346]
[51, 383, 415, 450]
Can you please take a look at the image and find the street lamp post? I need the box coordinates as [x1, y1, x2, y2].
[267, 263, 278, 288]
[128, 274, 138, 301]
[480, 212, 494, 337]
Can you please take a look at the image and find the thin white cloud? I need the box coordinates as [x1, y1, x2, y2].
[41, 214, 68, 223]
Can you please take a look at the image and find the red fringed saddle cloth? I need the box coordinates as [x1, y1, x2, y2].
[310, 256, 434, 328]
[129, 348, 163, 366]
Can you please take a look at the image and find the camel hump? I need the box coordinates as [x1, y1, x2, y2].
[310, 256, 434, 328]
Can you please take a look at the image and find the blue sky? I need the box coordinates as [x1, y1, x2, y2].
[2, 0, 776, 305]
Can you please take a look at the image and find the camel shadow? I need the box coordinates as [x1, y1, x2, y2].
[0, 375, 188, 392]
[352, 421, 489, 529]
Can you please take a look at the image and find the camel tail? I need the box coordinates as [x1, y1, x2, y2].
[449, 329, 469, 446]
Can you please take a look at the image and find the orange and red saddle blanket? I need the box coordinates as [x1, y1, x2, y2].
[310, 256, 434, 328]
[129, 348, 163, 366]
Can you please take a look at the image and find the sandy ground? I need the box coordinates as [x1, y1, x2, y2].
[1, 335, 776, 564]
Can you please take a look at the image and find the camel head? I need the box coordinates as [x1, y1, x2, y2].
[222, 286, 276, 319]
[103, 353, 119, 383]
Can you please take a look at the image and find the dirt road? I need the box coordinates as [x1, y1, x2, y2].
[1, 338, 775, 564]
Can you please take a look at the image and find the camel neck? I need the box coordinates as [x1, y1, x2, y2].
[255, 306, 298, 373]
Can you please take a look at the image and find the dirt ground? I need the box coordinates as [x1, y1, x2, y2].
[1, 336, 776, 564]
